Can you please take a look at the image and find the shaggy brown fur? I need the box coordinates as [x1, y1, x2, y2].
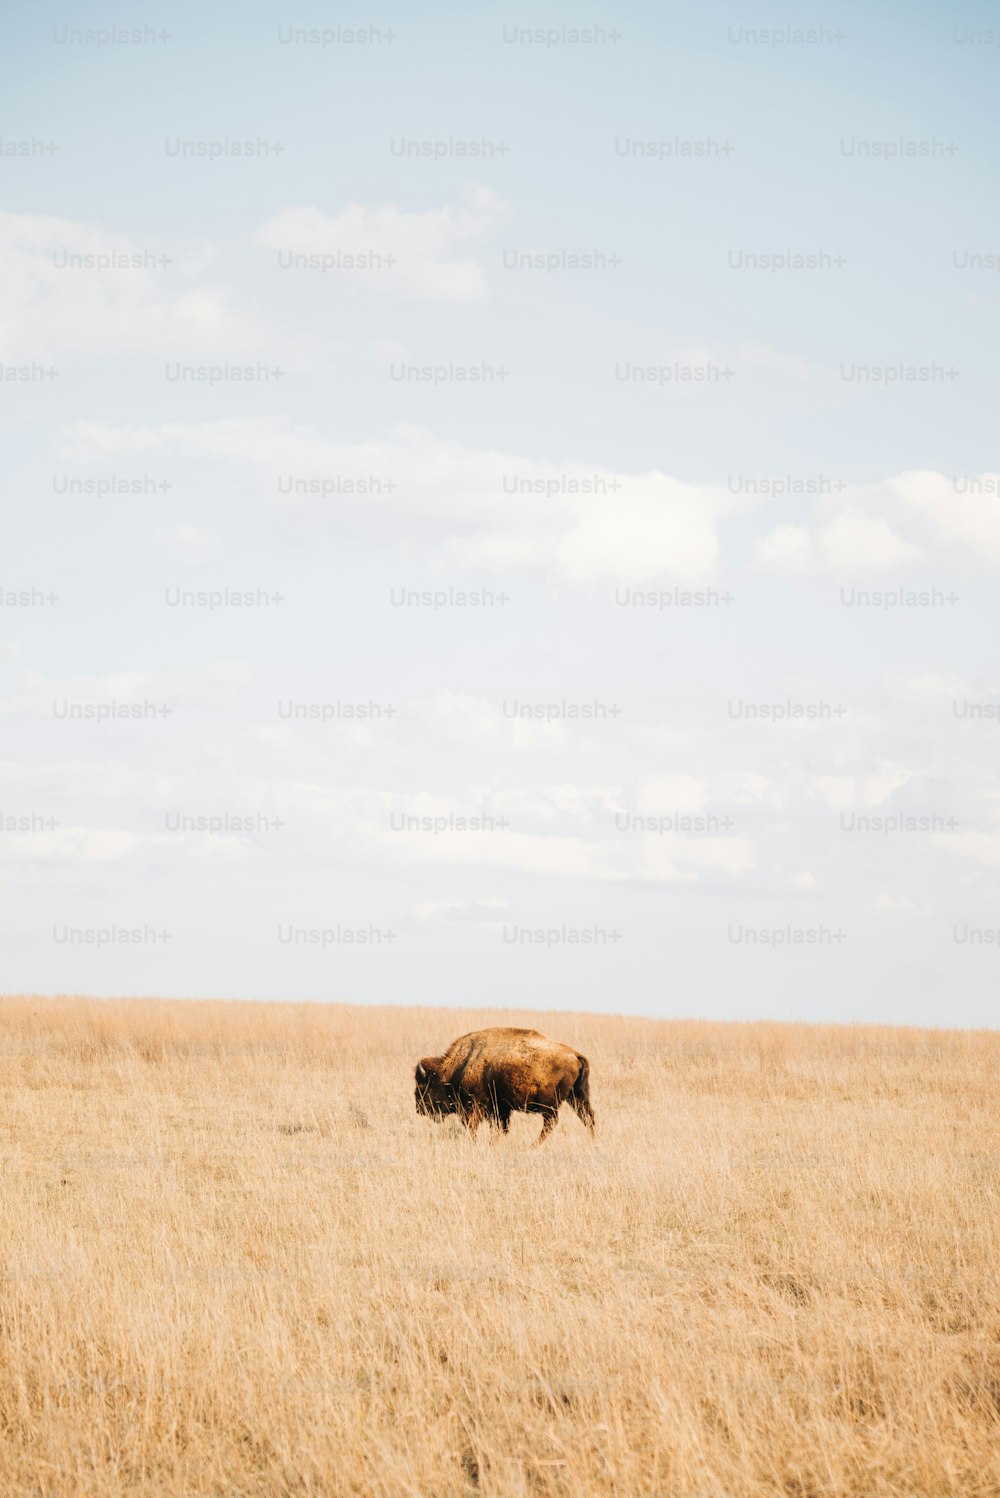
[415, 1027, 595, 1146]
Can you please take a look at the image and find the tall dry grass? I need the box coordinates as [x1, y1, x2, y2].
[0, 995, 998, 1497]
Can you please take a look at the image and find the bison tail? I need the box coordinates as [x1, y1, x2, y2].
[571, 1053, 596, 1133]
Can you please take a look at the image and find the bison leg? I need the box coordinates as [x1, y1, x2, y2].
[483, 1086, 510, 1135]
[570, 1055, 595, 1135]
[568, 1092, 596, 1135]
[532, 1104, 560, 1147]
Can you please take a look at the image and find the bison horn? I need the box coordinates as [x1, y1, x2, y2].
[416, 1061, 427, 1079]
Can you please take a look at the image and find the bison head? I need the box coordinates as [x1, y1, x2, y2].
[415, 1057, 455, 1118]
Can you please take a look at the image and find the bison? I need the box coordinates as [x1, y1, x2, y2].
[414, 1026, 595, 1146]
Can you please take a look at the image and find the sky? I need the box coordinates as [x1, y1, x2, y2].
[2, 0, 999, 1026]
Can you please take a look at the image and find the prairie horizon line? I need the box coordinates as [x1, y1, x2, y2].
[2, 992, 995, 1036]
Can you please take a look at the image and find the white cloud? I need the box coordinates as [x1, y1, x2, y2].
[756, 469, 1000, 577]
[59, 419, 736, 585]
[154, 523, 223, 563]
[254, 186, 507, 304]
[818, 512, 922, 571]
[733, 342, 811, 379]
[406, 690, 574, 753]
[367, 790, 754, 885]
[0, 663, 252, 721]
[634, 773, 708, 816]
[2, 827, 138, 862]
[808, 765, 916, 813]
[810, 775, 856, 813]
[412, 897, 509, 924]
[936, 831, 1000, 869]
[861, 766, 916, 807]
[0, 213, 268, 360]
[874, 892, 914, 911]
[754, 524, 811, 573]
[889, 469, 1000, 567]
[549, 475, 720, 584]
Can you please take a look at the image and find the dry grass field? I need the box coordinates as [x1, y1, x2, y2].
[0, 996, 998, 1498]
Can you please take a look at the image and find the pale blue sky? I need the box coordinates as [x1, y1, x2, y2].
[2, 1, 999, 1025]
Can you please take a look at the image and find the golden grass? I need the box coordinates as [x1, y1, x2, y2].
[1, 996, 998, 1497]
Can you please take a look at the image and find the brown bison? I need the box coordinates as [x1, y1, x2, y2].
[414, 1027, 595, 1146]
